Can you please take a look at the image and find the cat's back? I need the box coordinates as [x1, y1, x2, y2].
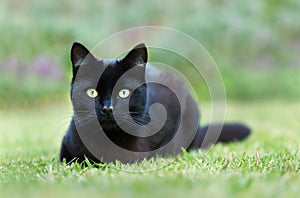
[145, 64, 194, 101]
[145, 64, 199, 116]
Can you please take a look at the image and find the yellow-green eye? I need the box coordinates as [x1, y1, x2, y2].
[86, 88, 98, 98]
[118, 89, 130, 98]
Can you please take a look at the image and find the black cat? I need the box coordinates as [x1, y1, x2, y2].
[60, 42, 251, 163]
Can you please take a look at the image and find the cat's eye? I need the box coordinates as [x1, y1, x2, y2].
[86, 88, 98, 98]
[118, 89, 130, 98]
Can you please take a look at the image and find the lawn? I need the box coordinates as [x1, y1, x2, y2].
[0, 101, 299, 198]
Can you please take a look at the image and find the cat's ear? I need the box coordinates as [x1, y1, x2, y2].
[122, 43, 148, 67]
[70, 42, 96, 72]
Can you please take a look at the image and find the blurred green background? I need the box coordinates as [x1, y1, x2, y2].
[0, 0, 299, 107]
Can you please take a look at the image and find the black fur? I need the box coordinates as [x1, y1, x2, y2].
[60, 42, 251, 163]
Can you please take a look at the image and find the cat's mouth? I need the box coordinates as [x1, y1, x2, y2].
[100, 120, 115, 123]
[96, 110, 115, 122]
[97, 118, 117, 130]
[98, 117, 115, 122]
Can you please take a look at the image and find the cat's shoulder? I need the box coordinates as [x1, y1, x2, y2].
[146, 64, 182, 85]
[145, 64, 191, 96]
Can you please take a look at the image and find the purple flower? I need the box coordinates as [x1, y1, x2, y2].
[32, 57, 64, 80]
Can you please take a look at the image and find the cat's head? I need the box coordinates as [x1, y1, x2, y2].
[70, 42, 149, 125]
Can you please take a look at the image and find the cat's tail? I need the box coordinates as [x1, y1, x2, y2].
[188, 123, 251, 149]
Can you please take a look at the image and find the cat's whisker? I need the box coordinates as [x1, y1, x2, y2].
[74, 111, 97, 113]
[73, 115, 97, 127]
[116, 112, 164, 126]
[119, 114, 174, 132]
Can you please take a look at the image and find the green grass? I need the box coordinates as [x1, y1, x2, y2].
[1, 101, 299, 198]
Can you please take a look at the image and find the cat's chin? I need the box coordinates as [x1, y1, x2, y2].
[98, 120, 118, 130]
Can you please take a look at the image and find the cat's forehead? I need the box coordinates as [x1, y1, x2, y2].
[95, 57, 145, 89]
[97, 59, 118, 68]
[96, 59, 124, 76]
[97, 59, 124, 83]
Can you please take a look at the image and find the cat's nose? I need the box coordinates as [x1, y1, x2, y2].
[102, 106, 114, 115]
